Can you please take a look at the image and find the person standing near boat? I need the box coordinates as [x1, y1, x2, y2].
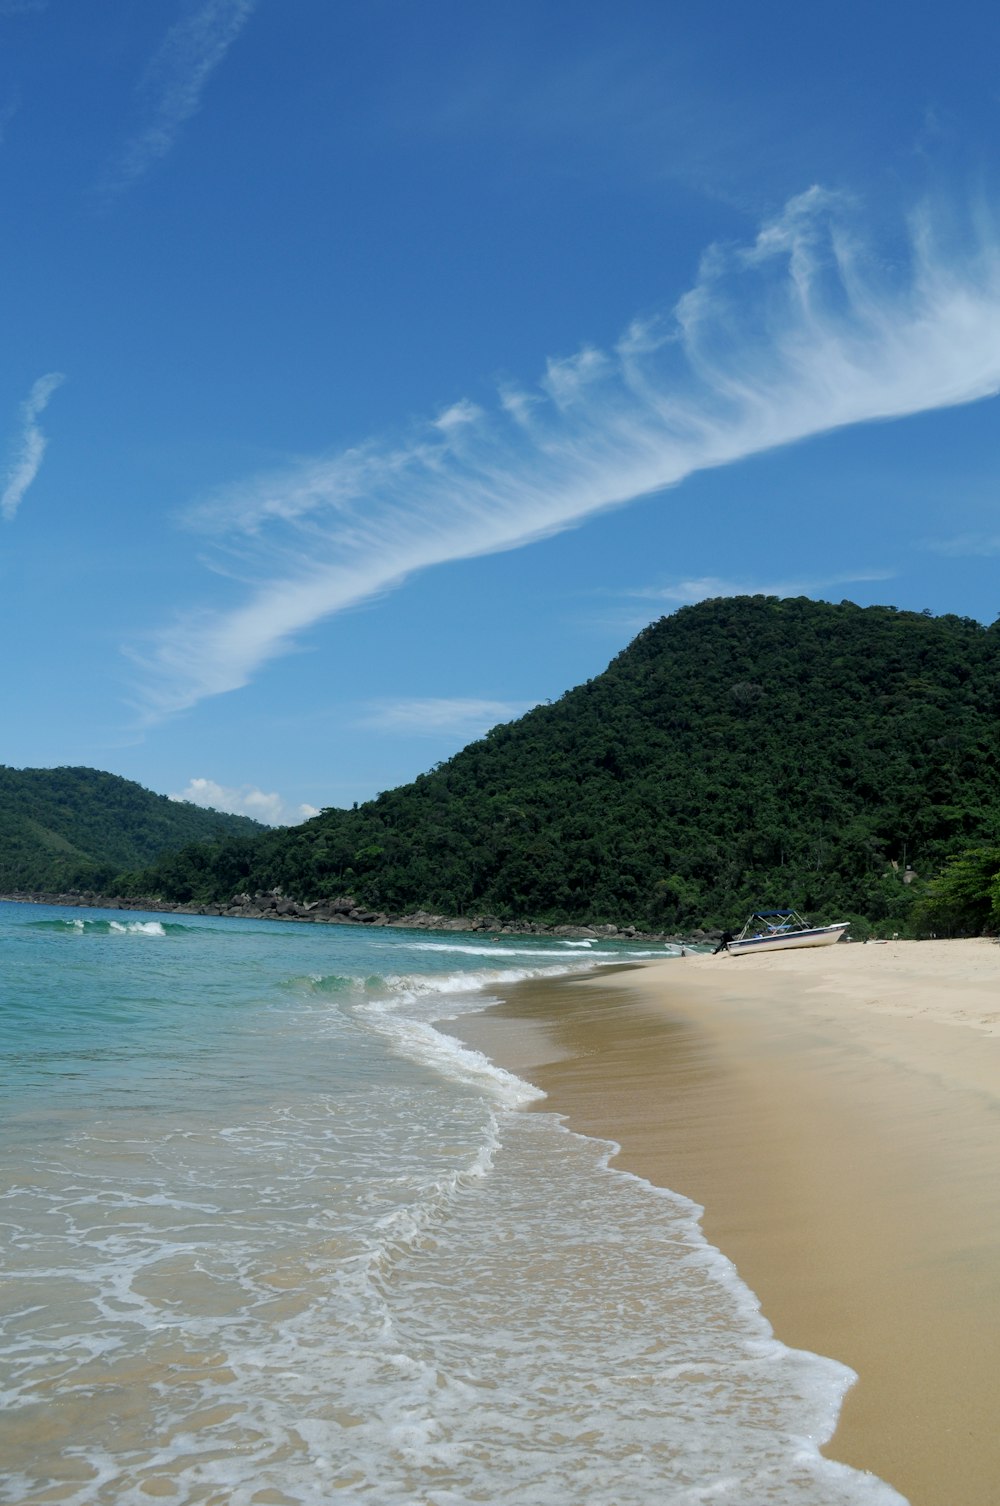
[713, 930, 734, 955]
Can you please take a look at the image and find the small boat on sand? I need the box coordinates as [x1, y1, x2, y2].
[725, 909, 849, 955]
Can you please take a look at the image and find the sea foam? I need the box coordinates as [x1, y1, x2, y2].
[0, 904, 907, 1505]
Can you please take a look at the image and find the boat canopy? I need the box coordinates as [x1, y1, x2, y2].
[734, 908, 811, 938]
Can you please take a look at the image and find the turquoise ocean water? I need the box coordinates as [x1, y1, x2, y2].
[0, 901, 905, 1506]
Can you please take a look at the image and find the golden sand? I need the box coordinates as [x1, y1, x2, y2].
[452, 939, 1000, 1506]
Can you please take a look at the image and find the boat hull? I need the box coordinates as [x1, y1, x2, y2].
[726, 923, 849, 955]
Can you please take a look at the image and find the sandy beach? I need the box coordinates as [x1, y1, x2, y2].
[454, 939, 1000, 1506]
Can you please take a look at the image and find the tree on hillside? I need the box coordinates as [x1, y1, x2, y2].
[909, 847, 1000, 937]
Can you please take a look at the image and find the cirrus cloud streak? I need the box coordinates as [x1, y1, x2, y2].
[1, 371, 65, 521]
[357, 697, 540, 737]
[134, 188, 1000, 719]
[103, 0, 256, 196]
[626, 567, 896, 606]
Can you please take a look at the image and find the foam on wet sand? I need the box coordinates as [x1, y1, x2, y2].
[452, 939, 1000, 1506]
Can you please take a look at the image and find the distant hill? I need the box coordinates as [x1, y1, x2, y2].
[120, 597, 1000, 930]
[0, 766, 266, 893]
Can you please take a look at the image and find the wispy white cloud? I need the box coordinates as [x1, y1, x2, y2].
[357, 697, 540, 737]
[921, 532, 1000, 556]
[103, 0, 256, 195]
[584, 569, 896, 638]
[1, 371, 65, 522]
[626, 568, 895, 606]
[170, 775, 318, 827]
[134, 188, 1000, 719]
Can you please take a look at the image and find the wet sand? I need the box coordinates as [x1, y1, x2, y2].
[453, 940, 1000, 1506]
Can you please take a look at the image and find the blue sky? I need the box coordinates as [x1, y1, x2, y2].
[3, 0, 1000, 822]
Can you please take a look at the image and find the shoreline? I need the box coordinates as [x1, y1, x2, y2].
[451, 940, 1000, 1506]
[0, 891, 694, 945]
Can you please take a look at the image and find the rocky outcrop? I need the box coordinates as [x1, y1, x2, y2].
[0, 887, 706, 943]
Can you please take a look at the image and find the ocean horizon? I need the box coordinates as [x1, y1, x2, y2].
[0, 900, 905, 1505]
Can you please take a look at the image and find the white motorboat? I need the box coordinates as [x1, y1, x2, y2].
[725, 909, 849, 955]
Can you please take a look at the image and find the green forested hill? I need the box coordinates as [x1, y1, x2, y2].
[0, 766, 265, 892]
[122, 597, 1000, 931]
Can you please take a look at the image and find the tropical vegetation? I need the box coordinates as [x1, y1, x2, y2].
[0, 765, 264, 893]
[112, 596, 1000, 935]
